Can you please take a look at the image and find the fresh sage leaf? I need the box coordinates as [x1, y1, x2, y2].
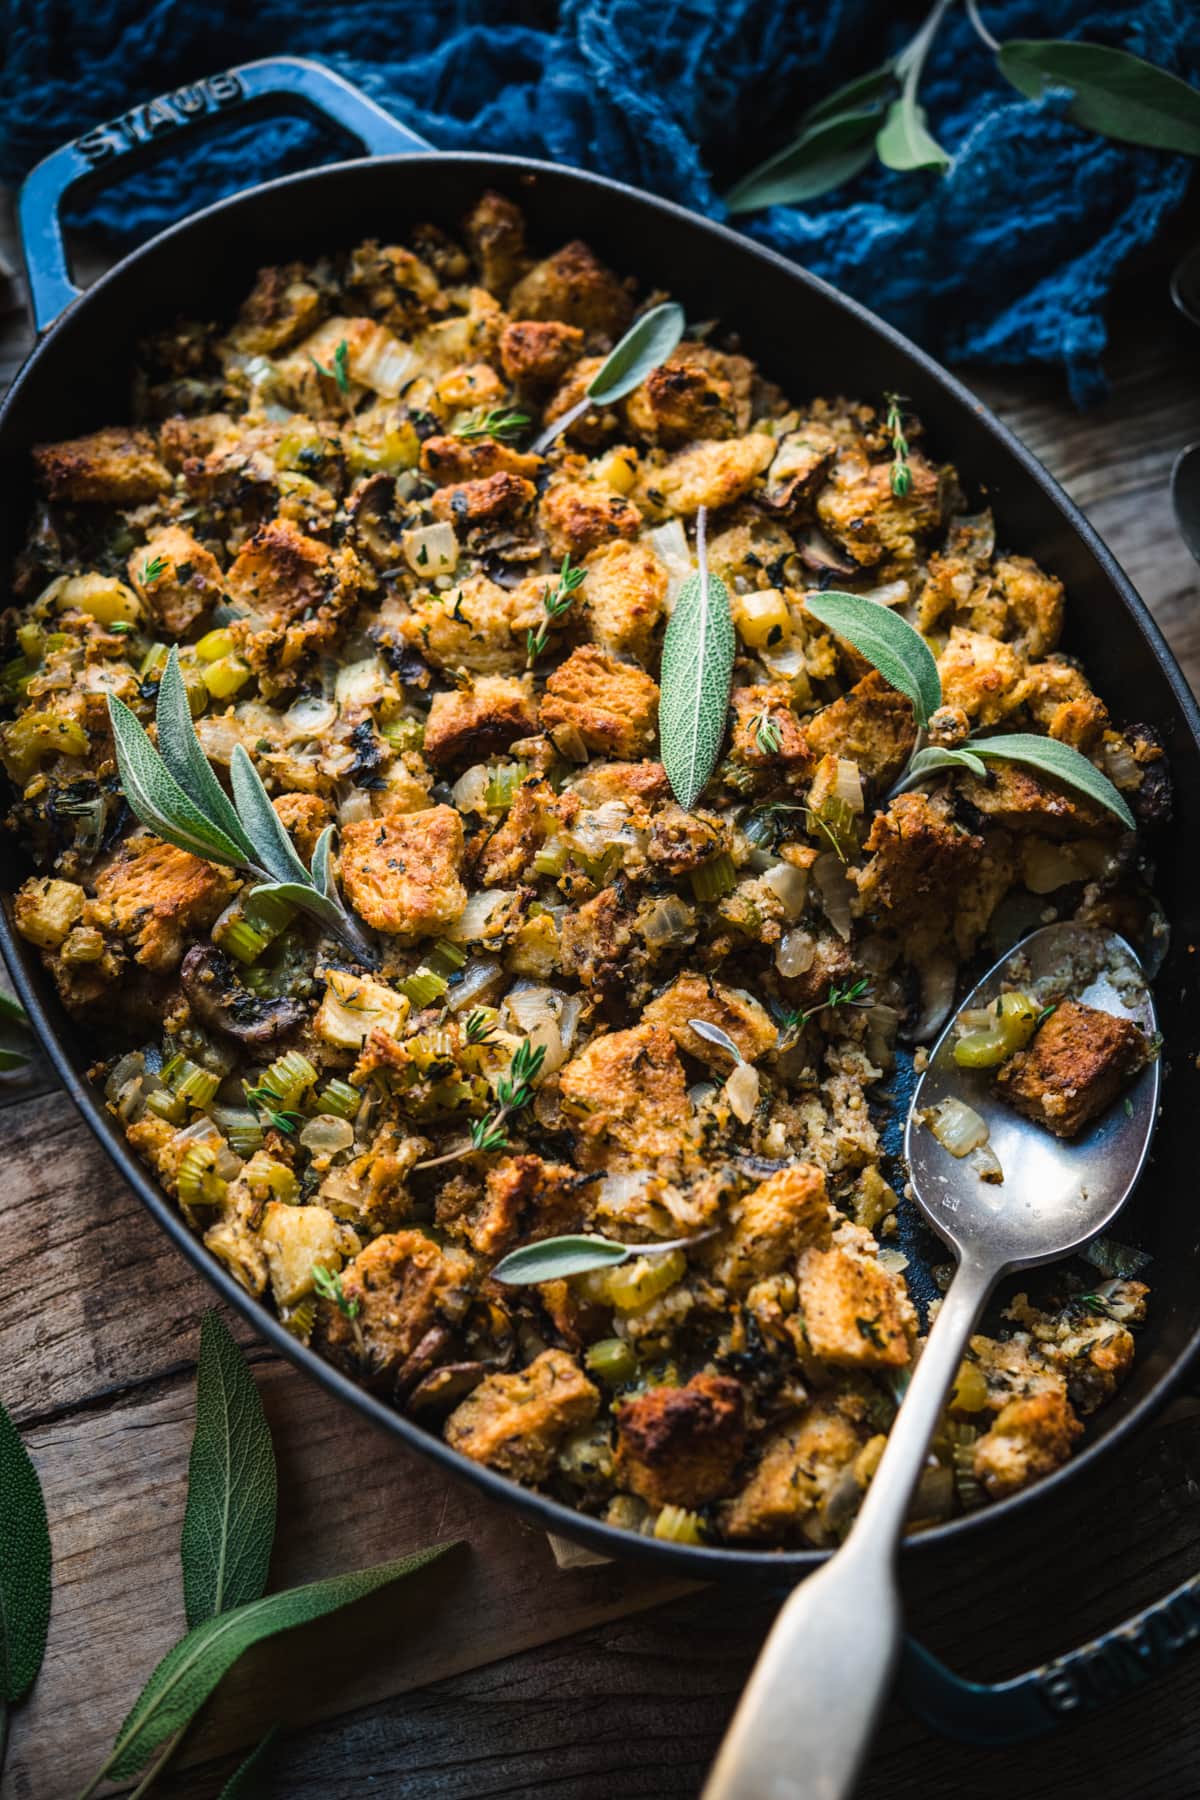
[181, 1313, 277, 1630]
[107, 695, 248, 868]
[99, 1544, 456, 1781]
[802, 591, 942, 726]
[244, 879, 345, 935]
[218, 1725, 279, 1798]
[0, 1399, 51, 1708]
[804, 63, 897, 128]
[998, 39, 1200, 158]
[895, 745, 989, 790]
[0, 994, 29, 1029]
[229, 747, 312, 887]
[686, 1019, 746, 1063]
[491, 1235, 634, 1285]
[0, 1049, 30, 1074]
[725, 109, 879, 214]
[658, 507, 736, 809]
[310, 824, 336, 902]
[969, 733, 1136, 829]
[156, 651, 256, 865]
[530, 303, 685, 452]
[876, 96, 951, 171]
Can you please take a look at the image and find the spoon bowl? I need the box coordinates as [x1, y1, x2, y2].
[1170, 440, 1200, 568]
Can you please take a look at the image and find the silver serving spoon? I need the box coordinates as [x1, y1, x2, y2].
[1170, 442, 1200, 568]
[704, 923, 1160, 1800]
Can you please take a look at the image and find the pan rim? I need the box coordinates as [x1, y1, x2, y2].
[4, 146, 1198, 1581]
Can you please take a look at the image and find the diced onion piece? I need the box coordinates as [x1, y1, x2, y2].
[315, 969, 408, 1049]
[925, 1097, 990, 1158]
[775, 927, 816, 979]
[299, 1114, 356, 1157]
[335, 656, 389, 707]
[877, 1248, 910, 1274]
[548, 721, 589, 763]
[1101, 737, 1140, 789]
[444, 955, 506, 1011]
[645, 518, 692, 606]
[639, 894, 695, 948]
[762, 862, 809, 922]
[503, 983, 574, 1075]
[403, 521, 459, 578]
[281, 694, 338, 742]
[860, 579, 910, 608]
[349, 324, 418, 397]
[444, 890, 514, 944]
[451, 764, 493, 815]
[969, 1143, 1004, 1184]
[830, 757, 864, 815]
[724, 1061, 760, 1124]
[336, 789, 373, 826]
[812, 853, 853, 941]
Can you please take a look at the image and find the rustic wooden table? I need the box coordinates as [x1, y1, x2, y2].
[2, 188, 1200, 1800]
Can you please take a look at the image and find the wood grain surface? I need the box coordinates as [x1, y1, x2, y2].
[2, 182, 1199, 1800]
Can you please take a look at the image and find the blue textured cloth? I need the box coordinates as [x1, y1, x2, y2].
[1, 0, 1196, 402]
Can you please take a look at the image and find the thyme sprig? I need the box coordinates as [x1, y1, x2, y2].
[463, 1009, 497, 1045]
[884, 391, 911, 497]
[780, 977, 875, 1042]
[527, 555, 587, 662]
[749, 709, 783, 756]
[311, 1263, 360, 1320]
[140, 554, 167, 585]
[243, 1085, 304, 1136]
[310, 339, 350, 394]
[452, 407, 531, 442]
[415, 1038, 547, 1170]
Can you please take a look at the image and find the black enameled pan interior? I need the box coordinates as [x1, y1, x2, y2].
[3, 152, 1199, 1581]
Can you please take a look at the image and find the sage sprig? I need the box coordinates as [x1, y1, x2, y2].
[993, 37, 1200, 158]
[807, 590, 1135, 828]
[658, 506, 736, 809]
[491, 1228, 718, 1286]
[531, 302, 686, 454]
[0, 1400, 51, 1777]
[107, 649, 377, 966]
[877, 0, 953, 173]
[219, 1727, 279, 1798]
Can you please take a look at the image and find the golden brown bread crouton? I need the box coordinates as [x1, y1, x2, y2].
[956, 759, 1115, 838]
[225, 517, 332, 626]
[624, 356, 738, 445]
[227, 262, 324, 354]
[558, 888, 635, 990]
[539, 645, 660, 760]
[796, 1245, 915, 1370]
[462, 190, 527, 296]
[1023, 661, 1109, 752]
[419, 431, 542, 486]
[429, 470, 537, 531]
[559, 1023, 692, 1170]
[993, 554, 1064, 658]
[972, 1385, 1082, 1499]
[33, 427, 171, 504]
[444, 1348, 600, 1482]
[803, 671, 917, 789]
[128, 526, 223, 637]
[643, 973, 778, 1068]
[615, 1372, 746, 1508]
[720, 1402, 863, 1541]
[423, 676, 538, 767]
[580, 539, 668, 661]
[339, 805, 467, 936]
[13, 876, 86, 950]
[643, 434, 775, 517]
[157, 412, 235, 472]
[539, 480, 642, 559]
[466, 1154, 586, 1256]
[816, 451, 944, 568]
[937, 626, 1028, 726]
[272, 792, 333, 864]
[730, 684, 812, 772]
[507, 241, 633, 338]
[852, 791, 984, 919]
[322, 1228, 476, 1386]
[473, 777, 556, 885]
[500, 318, 586, 391]
[995, 998, 1148, 1138]
[92, 833, 237, 972]
[397, 571, 543, 677]
[715, 1164, 833, 1293]
[343, 240, 442, 331]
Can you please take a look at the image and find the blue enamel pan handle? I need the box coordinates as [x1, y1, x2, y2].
[17, 54, 432, 333]
[901, 1566, 1200, 1744]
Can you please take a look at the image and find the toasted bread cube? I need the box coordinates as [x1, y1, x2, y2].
[716, 1164, 833, 1293]
[720, 1402, 862, 1541]
[804, 671, 917, 788]
[462, 190, 528, 296]
[730, 682, 811, 771]
[129, 526, 223, 637]
[14, 876, 86, 950]
[322, 1229, 476, 1384]
[315, 968, 409, 1050]
[994, 555, 1064, 658]
[539, 480, 642, 560]
[339, 805, 466, 938]
[615, 1372, 746, 1508]
[623, 356, 738, 445]
[816, 451, 943, 568]
[642, 433, 775, 517]
[419, 435, 542, 486]
[429, 470, 537, 530]
[972, 1385, 1082, 1499]
[93, 834, 237, 972]
[507, 241, 633, 338]
[397, 571, 541, 677]
[559, 1023, 691, 1170]
[796, 1245, 914, 1370]
[225, 517, 332, 627]
[956, 760, 1115, 838]
[937, 626, 1028, 726]
[227, 262, 324, 354]
[423, 676, 538, 768]
[32, 426, 171, 504]
[261, 1201, 355, 1308]
[272, 793, 333, 864]
[853, 791, 984, 919]
[995, 998, 1147, 1138]
[580, 539, 668, 662]
[499, 318, 585, 390]
[464, 1153, 583, 1256]
[474, 778, 556, 886]
[539, 645, 659, 760]
[642, 972, 778, 1068]
[445, 1348, 600, 1482]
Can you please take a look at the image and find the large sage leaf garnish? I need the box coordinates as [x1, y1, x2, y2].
[969, 734, 1136, 830]
[219, 1726, 279, 1797]
[997, 39, 1200, 158]
[0, 1400, 51, 1774]
[876, 0, 953, 173]
[897, 745, 988, 786]
[181, 1313, 276, 1629]
[107, 648, 376, 965]
[531, 302, 685, 454]
[658, 505, 736, 809]
[491, 1229, 717, 1286]
[803, 591, 942, 727]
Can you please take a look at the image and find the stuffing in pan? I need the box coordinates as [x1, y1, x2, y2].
[1, 193, 1167, 1547]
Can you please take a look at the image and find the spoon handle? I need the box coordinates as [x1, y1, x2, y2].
[702, 1254, 997, 1800]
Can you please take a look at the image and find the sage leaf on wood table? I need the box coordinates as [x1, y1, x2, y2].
[181, 1312, 277, 1629]
[658, 506, 736, 809]
[969, 733, 1136, 830]
[91, 1544, 456, 1785]
[531, 303, 685, 452]
[218, 1725, 280, 1798]
[997, 40, 1200, 158]
[802, 591, 942, 727]
[0, 1400, 51, 1770]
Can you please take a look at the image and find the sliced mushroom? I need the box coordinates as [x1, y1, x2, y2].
[406, 1361, 492, 1418]
[758, 435, 836, 523]
[180, 944, 306, 1046]
[796, 526, 859, 580]
[393, 1324, 458, 1402]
